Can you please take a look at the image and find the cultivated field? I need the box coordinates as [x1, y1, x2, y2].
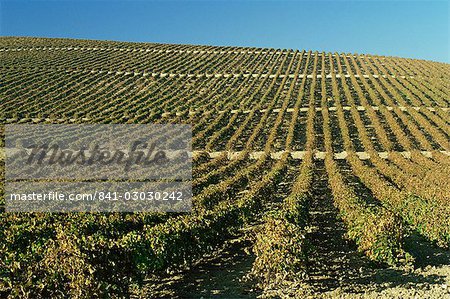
[1, 37, 450, 298]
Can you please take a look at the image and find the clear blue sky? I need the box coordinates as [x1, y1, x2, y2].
[1, 0, 449, 62]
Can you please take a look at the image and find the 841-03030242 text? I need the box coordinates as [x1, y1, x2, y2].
[8, 190, 186, 201]
[5, 124, 193, 212]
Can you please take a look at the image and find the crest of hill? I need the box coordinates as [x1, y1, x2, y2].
[1, 36, 449, 66]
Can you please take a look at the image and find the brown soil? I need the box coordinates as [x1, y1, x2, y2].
[135, 160, 450, 299]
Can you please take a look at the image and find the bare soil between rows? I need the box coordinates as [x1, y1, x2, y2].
[137, 161, 450, 298]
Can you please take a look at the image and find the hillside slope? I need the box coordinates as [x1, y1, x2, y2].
[1, 37, 449, 298]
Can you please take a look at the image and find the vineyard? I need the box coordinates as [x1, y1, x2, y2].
[1, 37, 450, 298]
